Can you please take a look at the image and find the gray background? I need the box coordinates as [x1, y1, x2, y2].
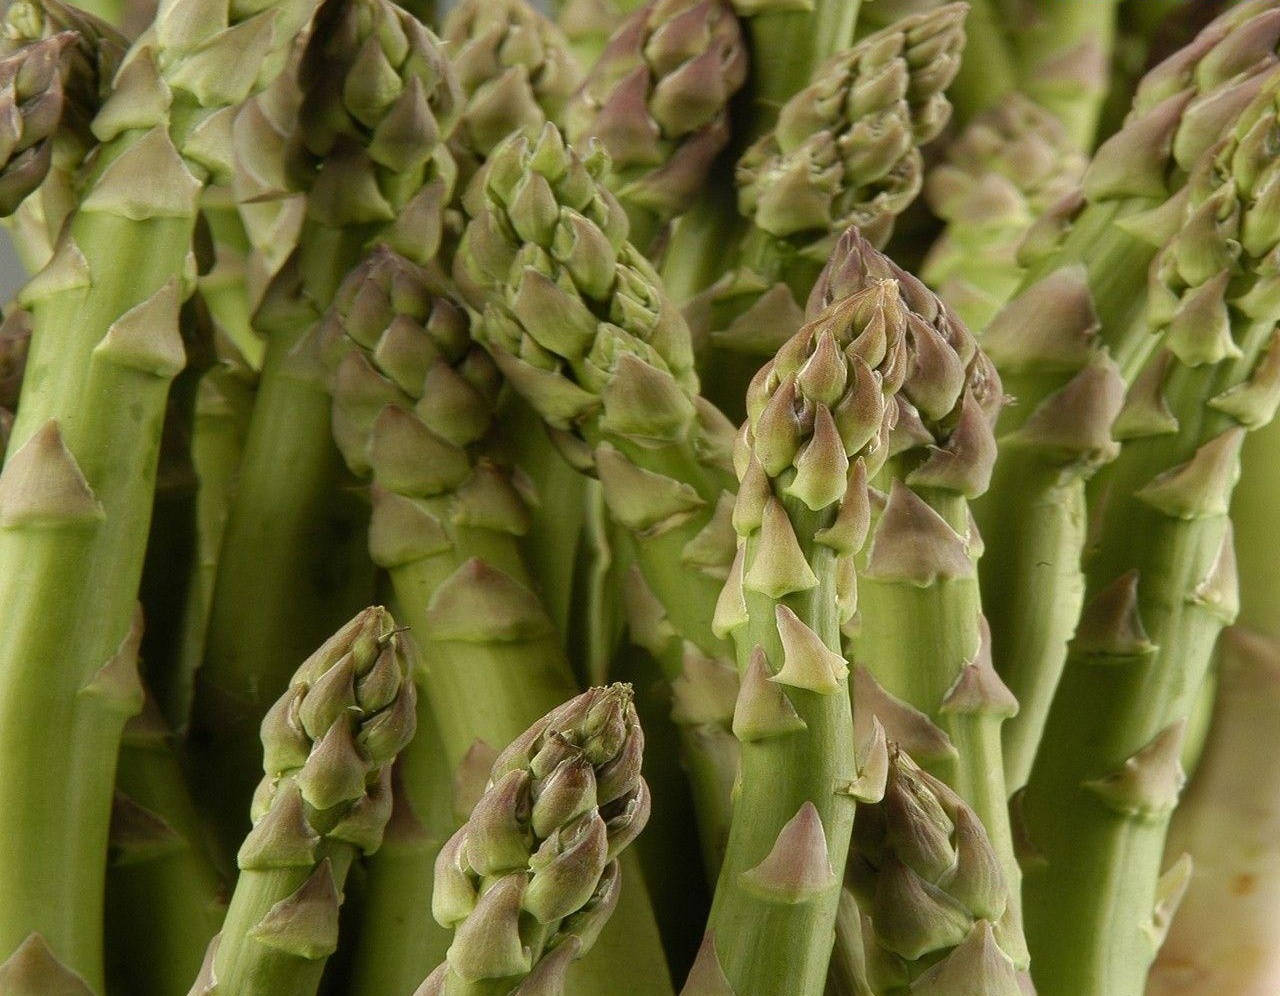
[0, 0, 554, 299]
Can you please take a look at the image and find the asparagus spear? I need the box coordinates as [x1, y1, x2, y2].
[320, 247, 673, 995]
[564, 0, 749, 251]
[975, 0, 1280, 792]
[921, 93, 1088, 330]
[189, 0, 460, 860]
[0, 0, 126, 271]
[1147, 628, 1280, 995]
[1018, 71, 1280, 996]
[557, 0, 647, 67]
[838, 744, 1022, 994]
[809, 227, 1028, 971]
[457, 123, 742, 870]
[189, 606, 416, 996]
[0, 0, 313, 980]
[687, 267, 921, 996]
[418, 684, 651, 995]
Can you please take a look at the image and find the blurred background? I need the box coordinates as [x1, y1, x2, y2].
[0, 0, 553, 299]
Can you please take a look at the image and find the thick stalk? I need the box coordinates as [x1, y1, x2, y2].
[702, 499, 856, 995]
[0, 0, 316, 959]
[106, 701, 227, 996]
[190, 284, 376, 860]
[1021, 81, 1280, 989]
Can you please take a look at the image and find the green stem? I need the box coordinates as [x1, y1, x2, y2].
[977, 200, 1160, 792]
[1021, 316, 1276, 995]
[947, 0, 1017, 121]
[106, 702, 227, 996]
[1016, 0, 1122, 148]
[702, 497, 856, 996]
[199, 189, 266, 369]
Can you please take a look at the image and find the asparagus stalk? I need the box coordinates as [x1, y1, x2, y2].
[841, 744, 1022, 993]
[0, 0, 313, 979]
[106, 696, 228, 995]
[188, 0, 460, 860]
[189, 606, 417, 996]
[1018, 73, 1280, 996]
[458, 123, 742, 871]
[564, 0, 749, 251]
[320, 247, 672, 995]
[418, 684, 651, 995]
[0, 0, 126, 272]
[810, 228, 1028, 970]
[921, 93, 1088, 330]
[976, 0, 1280, 793]
[685, 5, 968, 418]
[687, 269, 921, 995]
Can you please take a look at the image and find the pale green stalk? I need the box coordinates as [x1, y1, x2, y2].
[106, 698, 228, 996]
[191, 606, 418, 996]
[1019, 76, 1280, 995]
[1014, 0, 1121, 147]
[976, 0, 1280, 792]
[686, 274, 907, 996]
[0, 0, 313, 981]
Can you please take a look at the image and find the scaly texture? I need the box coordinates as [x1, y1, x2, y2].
[189, 606, 416, 996]
[0, 0, 314, 980]
[565, 0, 748, 249]
[1147, 628, 1280, 995]
[921, 94, 1088, 330]
[684, 4, 968, 421]
[810, 228, 1027, 971]
[975, 0, 1280, 793]
[418, 684, 651, 995]
[0, 0, 126, 270]
[557, 0, 647, 67]
[444, 0, 582, 163]
[689, 270, 918, 996]
[841, 745, 1022, 994]
[320, 248, 672, 996]
[190, 0, 460, 864]
[1019, 74, 1280, 996]
[459, 124, 741, 872]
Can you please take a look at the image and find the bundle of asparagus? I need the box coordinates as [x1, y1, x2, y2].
[2, 0, 1280, 994]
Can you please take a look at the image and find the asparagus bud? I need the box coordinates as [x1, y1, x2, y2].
[845, 746, 1020, 995]
[922, 94, 1088, 330]
[565, 0, 749, 244]
[444, 0, 582, 161]
[736, 4, 967, 252]
[419, 684, 650, 996]
[0, 0, 126, 264]
[191, 606, 416, 996]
